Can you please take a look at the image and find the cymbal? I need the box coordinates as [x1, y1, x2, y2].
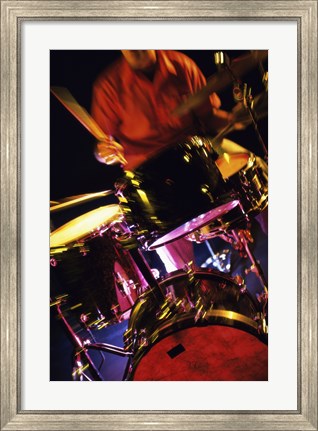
[173, 51, 268, 117]
[50, 190, 115, 213]
[50, 204, 123, 248]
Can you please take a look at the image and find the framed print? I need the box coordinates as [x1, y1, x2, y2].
[1, 1, 317, 430]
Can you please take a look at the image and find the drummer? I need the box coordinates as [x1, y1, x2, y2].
[91, 50, 262, 271]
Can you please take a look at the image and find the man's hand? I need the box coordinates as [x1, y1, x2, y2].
[95, 137, 127, 166]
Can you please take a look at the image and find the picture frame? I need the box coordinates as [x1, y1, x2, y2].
[1, 1, 317, 430]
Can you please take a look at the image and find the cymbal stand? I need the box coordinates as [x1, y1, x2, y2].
[240, 88, 268, 161]
[214, 225, 268, 332]
[110, 225, 166, 304]
[230, 228, 268, 294]
[214, 51, 268, 160]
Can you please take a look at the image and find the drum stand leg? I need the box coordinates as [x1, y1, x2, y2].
[52, 300, 106, 380]
[202, 240, 231, 273]
[231, 228, 268, 293]
[230, 228, 268, 325]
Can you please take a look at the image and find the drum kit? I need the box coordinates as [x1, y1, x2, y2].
[50, 51, 269, 381]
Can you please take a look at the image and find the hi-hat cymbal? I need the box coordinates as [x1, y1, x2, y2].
[50, 190, 115, 213]
[173, 51, 268, 117]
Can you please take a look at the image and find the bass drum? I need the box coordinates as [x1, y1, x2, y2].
[124, 269, 268, 381]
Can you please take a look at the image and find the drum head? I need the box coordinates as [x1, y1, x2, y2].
[50, 204, 122, 248]
[132, 325, 268, 381]
[215, 153, 250, 179]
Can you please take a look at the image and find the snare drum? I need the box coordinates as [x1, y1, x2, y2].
[124, 269, 268, 381]
[117, 137, 234, 249]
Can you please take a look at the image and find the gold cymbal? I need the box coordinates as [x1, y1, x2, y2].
[50, 204, 123, 248]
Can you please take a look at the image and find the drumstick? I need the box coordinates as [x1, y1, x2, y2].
[51, 86, 127, 165]
[51, 86, 107, 140]
[209, 123, 236, 149]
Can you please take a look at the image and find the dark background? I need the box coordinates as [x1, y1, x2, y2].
[50, 50, 268, 201]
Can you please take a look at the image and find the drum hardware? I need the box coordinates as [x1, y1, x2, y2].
[72, 341, 133, 381]
[183, 196, 268, 306]
[172, 50, 268, 118]
[214, 152, 268, 217]
[189, 221, 268, 295]
[72, 353, 90, 381]
[114, 272, 136, 307]
[232, 228, 268, 293]
[212, 50, 268, 160]
[200, 240, 232, 273]
[95, 204, 167, 305]
[185, 199, 250, 243]
[147, 199, 243, 251]
[50, 242, 89, 267]
[52, 296, 133, 381]
[128, 246, 166, 305]
[84, 342, 132, 357]
[51, 297, 106, 381]
[236, 87, 268, 160]
[72, 350, 104, 381]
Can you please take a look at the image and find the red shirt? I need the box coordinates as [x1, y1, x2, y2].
[91, 50, 220, 170]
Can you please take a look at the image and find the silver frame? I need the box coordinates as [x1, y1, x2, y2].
[1, 1, 317, 430]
